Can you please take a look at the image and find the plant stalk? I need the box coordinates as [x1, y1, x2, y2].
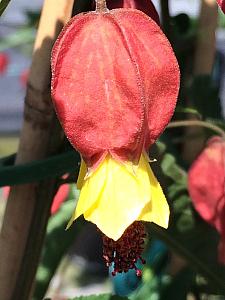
[168, 120, 225, 140]
[0, 1, 74, 299]
[95, 0, 108, 12]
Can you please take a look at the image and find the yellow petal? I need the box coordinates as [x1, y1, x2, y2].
[67, 153, 170, 240]
[138, 166, 170, 229]
[67, 154, 151, 240]
[76, 159, 87, 190]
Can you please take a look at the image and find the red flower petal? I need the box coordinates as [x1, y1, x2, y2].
[0, 52, 9, 75]
[217, 0, 225, 13]
[52, 9, 179, 168]
[188, 137, 225, 263]
[51, 184, 70, 214]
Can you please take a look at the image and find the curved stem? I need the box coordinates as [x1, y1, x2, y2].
[167, 120, 225, 140]
[95, 0, 108, 12]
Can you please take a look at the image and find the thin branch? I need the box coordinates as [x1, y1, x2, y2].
[95, 0, 108, 12]
[168, 120, 225, 140]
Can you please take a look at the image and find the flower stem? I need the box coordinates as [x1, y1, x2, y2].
[95, 0, 108, 12]
[167, 120, 225, 139]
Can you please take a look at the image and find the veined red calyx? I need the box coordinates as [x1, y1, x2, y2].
[51, 6, 180, 170]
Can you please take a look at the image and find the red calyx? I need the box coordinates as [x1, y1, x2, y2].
[51, 7, 179, 169]
[188, 136, 225, 264]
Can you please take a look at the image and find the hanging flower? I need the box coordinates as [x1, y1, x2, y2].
[188, 136, 225, 264]
[217, 0, 225, 13]
[51, 1, 180, 275]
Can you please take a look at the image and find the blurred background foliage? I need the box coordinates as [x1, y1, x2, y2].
[0, 0, 225, 299]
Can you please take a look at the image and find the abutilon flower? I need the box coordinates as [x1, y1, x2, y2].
[51, 1, 180, 275]
[217, 0, 225, 13]
[188, 137, 225, 264]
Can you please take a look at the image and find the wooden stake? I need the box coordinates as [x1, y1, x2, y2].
[194, 0, 218, 75]
[0, 1, 74, 299]
[182, 0, 218, 163]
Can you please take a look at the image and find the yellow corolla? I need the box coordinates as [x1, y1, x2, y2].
[67, 153, 169, 241]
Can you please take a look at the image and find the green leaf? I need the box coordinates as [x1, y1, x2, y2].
[69, 295, 129, 300]
[161, 153, 187, 185]
[167, 182, 187, 200]
[0, 28, 35, 51]
[0, 150, 80, 187]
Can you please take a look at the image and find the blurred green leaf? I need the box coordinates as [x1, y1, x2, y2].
[161, 153, 187, 185]
[172, 194, 190, 214]
[0, 150, 80, 187]
[167, 183, 187, 200]
[0, 28, 35, 51]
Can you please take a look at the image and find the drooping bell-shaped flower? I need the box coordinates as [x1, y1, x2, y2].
[217, 0, 225, 13]
[188, 136, 225, 264]
[51, 0, 180, 275]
